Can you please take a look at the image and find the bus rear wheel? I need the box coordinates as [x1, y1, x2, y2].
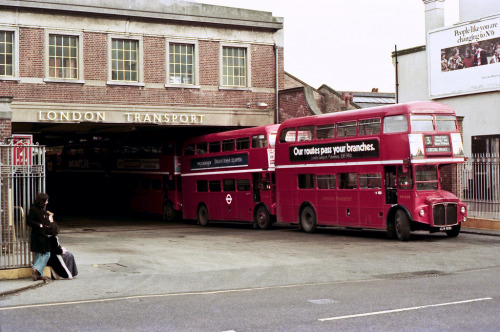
[162, 201, 176, 222]
[395, 210, 411, 241]
[256, 206, 272, 230]
[300, 206, 317, 233]
[446, 224, 461, 237]
[197, 205, 209, 227]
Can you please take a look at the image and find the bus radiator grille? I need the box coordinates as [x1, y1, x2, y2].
[433, 203, 458, 226]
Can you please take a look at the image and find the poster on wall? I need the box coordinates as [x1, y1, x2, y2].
[428, 14, 500, 99]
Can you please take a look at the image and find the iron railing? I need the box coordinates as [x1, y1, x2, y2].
[457, 153, 500, 219]
[1, 139, 45, 269]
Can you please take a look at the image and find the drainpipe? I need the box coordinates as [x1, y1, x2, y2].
[274, 43, 279, 124]
[394, 45, 399, 104]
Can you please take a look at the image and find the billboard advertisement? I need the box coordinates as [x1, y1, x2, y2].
[428, 15, 500, 99]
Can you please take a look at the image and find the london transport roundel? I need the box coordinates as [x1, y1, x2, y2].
[226, 194, 232, 205]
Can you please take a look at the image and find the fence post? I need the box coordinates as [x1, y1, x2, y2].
[1, 97, 13, 255]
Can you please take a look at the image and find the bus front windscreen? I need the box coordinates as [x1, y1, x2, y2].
[410, 115, 434, 132]
[415, 165, 438, 190]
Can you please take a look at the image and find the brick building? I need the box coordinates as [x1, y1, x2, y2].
[0, 0, 284, 142]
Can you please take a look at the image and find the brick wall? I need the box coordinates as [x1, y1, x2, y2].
[278, 89, 316, 123]
[0, 28, 281, 112]
[19, 28, 44, 78]
[83, 32, 107, 81]
[199, 41, 219, 86]
[144, 36, 166, 83]
[0, 119, 11, 139]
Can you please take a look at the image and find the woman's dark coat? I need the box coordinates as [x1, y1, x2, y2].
[26, 205, 51, 253]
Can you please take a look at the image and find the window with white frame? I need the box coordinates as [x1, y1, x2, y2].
[168, 43, 194, 85]
[111, 38, 139, 82]
[222, 45, 248, 87]
[48, 35, 78, 79]
[0, 30, 16, 78]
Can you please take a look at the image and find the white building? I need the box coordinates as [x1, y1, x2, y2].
[394, 0, 500, 156]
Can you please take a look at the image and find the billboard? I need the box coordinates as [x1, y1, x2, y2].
[428, 15, 500, 99]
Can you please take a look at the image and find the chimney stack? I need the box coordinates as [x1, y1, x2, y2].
[423, 0, 445, 38]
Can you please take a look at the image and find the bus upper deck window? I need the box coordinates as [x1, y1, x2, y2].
[252, 134, 267, 148]
[209, 141, 220, 153]
[316, 124, 335, 140]
[280, 128, 296, 143]
[236, 137, 250, 150]
[297, 126, 314, 141]
[383, 115, 408, 133]
[222, 139, 235, 152]
[410, 115, 434, 132]
[185, 144, 195, 156]
[337, 121, 357, 137]
[196, 142, 207, 155]
[436, 115, 457, 132]
[359, 118, 381, 136]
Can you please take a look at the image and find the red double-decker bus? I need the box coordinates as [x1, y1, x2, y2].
[274, 101, 467, 240]
[110, 141, 182, 221]
[181, 124, 279, 229]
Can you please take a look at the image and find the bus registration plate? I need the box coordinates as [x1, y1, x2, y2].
[439, 226, 452, 231]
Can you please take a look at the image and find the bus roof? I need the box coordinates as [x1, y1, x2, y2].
[278, 101, 455, 128]
[184, 124, 280, 144]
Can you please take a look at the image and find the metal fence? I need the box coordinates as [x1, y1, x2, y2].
[1, 139, 45, 269]
[457, 153, 500, 219]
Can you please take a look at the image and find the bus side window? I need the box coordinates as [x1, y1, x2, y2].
[383, 115, 408, 134]
[359, 173, 382, 189]
[297, 126, 314, 141]
[252, 134, 267, 148]
[298, 174, 314, 189]
[197, 180, 208, 192]
[209, 180, 221, 192]
[339, 173, 357, 189]
[236, 137, 250, 150]
[236, 179, 251, 191]
[280, 127, 296, 143]
[184, 144, 195, 156]
[223, 179, 235, 191]
[359, 119, 381, 136]
[209, 141, 220, 153]
[222, 139, 235, 152]
[337, 121, 357, 137]
[316, 124, 335, 140]
[317, 174, 335, 189]
[196, 142, 207, 155]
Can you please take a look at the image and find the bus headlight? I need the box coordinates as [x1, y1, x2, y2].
[419, 209, 425, 217]
[460, 206, 466, 214]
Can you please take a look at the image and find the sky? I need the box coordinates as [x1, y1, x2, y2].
[195, 0, 460, 93]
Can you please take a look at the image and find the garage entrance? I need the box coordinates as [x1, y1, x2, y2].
[12, 122, 232, 221]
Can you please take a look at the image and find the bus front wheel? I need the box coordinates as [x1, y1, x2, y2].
[394, 210, 411, 241]
[197, 205, 209, 227]
[300, 206, 317, 233]
[256, 206, 272, 230]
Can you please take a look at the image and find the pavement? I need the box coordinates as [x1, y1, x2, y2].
[1, 223, 499, 298]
